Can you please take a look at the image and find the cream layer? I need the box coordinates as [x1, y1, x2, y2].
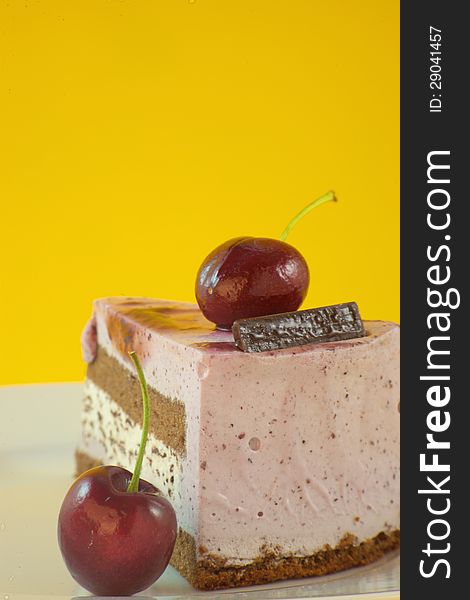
[79, 379, 197, 536]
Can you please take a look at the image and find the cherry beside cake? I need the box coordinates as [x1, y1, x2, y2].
[77, 296, 400, 590]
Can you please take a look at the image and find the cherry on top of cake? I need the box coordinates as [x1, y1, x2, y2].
[195, 191, 336, 330]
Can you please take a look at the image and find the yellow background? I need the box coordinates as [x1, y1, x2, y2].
[0, 0, 399, 385]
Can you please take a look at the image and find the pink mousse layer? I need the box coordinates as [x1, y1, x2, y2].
[84, 297, 400, 562]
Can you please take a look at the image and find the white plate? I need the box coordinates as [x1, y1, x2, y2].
[0, 384, 399, 600]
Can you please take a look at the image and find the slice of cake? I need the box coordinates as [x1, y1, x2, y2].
[77, 297, 400, 590]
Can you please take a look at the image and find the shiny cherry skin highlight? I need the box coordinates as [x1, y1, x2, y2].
[196, 237, 309, 329]
[58, 465, 177, 596]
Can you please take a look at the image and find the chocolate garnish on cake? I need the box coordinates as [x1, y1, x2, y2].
[232, 302, 366, 353]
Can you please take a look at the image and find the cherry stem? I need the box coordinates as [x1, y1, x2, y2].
[280, 191, 337, 242]
[127, 351, 150, 493]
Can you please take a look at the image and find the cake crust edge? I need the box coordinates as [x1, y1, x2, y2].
[171, 526, 400, 591]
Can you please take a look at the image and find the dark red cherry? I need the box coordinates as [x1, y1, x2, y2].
[194, 192, 337, 329]
[196, 237, 309, 329]
[58, 352, 177, 596]
[58, 465, 177, 596]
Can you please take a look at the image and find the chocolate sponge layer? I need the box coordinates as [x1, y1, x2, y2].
[87, 346, 186, 455]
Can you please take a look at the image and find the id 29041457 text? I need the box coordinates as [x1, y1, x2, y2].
[429, 26, 443, 113]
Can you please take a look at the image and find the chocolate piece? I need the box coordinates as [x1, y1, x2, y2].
[232, 302, 365, 353]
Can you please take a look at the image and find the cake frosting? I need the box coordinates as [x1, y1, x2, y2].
[77, 297, 400, 588]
